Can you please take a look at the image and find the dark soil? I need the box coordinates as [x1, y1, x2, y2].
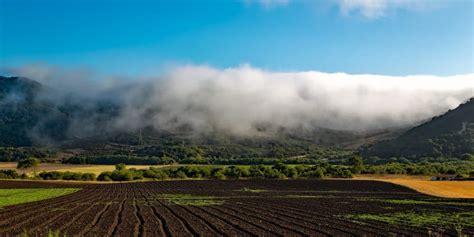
[0, 179, 472, 236]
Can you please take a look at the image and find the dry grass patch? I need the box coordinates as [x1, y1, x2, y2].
[0, 162, 169, 176]
[355, 175, 474, 198]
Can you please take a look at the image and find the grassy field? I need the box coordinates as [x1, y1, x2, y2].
[355, 175, 474, 198]
[0, 162, 168, 175]
[0, 188, 80, 207]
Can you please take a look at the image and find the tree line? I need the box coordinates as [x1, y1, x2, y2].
[1, 155, 472, 182]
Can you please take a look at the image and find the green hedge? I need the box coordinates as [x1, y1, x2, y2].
[39, 171, 96, 181]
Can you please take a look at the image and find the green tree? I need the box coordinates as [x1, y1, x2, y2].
[115, 163, 126, 171]
[349, 155, 364, 174]
[249, 165, 265, 178]
[211, 168, 226, 180]
[307, 167, 324, 178]
[17, 157, 40, 177]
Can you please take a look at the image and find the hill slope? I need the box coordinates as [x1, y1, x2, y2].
[0, 76, 69, 146]
[362, 98, 474, 160]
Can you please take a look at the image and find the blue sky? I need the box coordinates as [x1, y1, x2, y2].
[0, 0, 472, 76]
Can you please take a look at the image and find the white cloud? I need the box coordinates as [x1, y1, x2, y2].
[337, 0, 427, 18]
[244, 0, 290, 9]
[242, 0, 434, 18]
[7, 64, 474, 135]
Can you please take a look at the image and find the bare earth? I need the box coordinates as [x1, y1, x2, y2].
[355, 175, 474, 198]
[0, 179, 472, 236]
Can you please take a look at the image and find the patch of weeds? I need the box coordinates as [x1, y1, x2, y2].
[19, 229, 67, 237]
[347, 219, 367, 225]
[357, 198, 474, 207]
[355, 197, 376, 201]
[388, 199, 433, 205]
[238, 187, 268, 193]
[47, 229, 61, 237]
[454, 213, 468, 237]
[383, 199, 474, 206]
[18, 230, 29, 237]
[157, 194, 224, 206]
[283, 195, 327, 198]
[346, 211, 474, 229]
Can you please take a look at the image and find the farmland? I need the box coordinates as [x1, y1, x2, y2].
[0, 180, 472, 236]
[0, 162, 166, 175]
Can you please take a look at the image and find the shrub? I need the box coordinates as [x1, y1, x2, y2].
[115, 163, 126, 171]
[128, 169, 144, 180]
[249, 165, 265, 178]
[39, 171, 63, 180]
[285, 167, 298, 178]
[62, 172, 83, 180]
[0, 169, 19, 179]
[306, 167, 324, 178]
[111, 171, 134, 181]
[263, 167, 285, 179]
[38, 171, 96, 181]
[175, 171, 188, 179]
[331, 168, 353, 178]
[98, 172, 113, 181]
[224, 166, 249, 179]
[211, 168, 226, 180]
[273, 163, 298, 178]
[81, 173, 96, 181]
[144, 168, 168, 180]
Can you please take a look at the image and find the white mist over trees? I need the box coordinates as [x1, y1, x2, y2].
[5, 64, 474, 136]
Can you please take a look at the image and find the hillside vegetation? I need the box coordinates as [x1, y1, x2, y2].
[363, 98, 474, 162]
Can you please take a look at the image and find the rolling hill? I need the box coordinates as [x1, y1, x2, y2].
[362, 98, 474, 161]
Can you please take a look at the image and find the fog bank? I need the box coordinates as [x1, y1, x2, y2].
[5, 64, 474, 136]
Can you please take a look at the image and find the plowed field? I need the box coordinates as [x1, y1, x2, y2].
[0, 179, 472, 236]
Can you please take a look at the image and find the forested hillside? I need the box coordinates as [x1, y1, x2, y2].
[363, 98, 474, 162]
[0, 76, 69, 146]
